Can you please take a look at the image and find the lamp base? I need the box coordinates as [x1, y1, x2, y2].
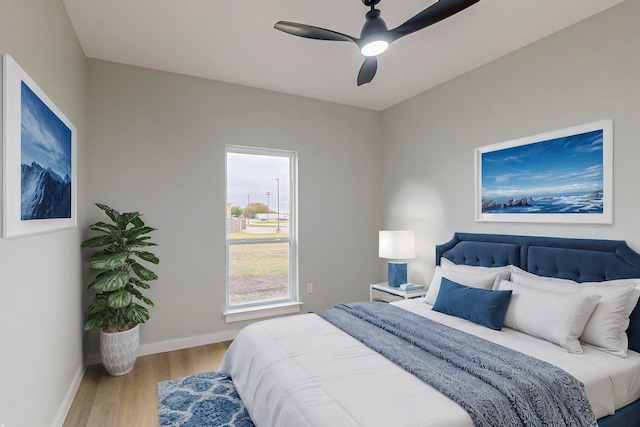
[388, 262, 407, 288]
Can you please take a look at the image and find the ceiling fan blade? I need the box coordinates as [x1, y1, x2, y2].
[274, 21, 357, 43]
[388, 0, 479, 41]
[357, 56, 378, 86]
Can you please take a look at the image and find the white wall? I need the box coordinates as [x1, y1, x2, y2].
[381, 0, 640, 286]
[85, 59, 383, 357]
[0, 1, 86, 426]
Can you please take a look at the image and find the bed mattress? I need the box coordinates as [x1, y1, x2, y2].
[219, 299, 640, 426]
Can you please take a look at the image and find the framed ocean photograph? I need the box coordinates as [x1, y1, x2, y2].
[2, 54, 77, 238]
[475, 120, 613, 224]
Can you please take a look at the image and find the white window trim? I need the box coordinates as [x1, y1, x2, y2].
[223, 301, 303, 323]
[224, 145, 299, 321]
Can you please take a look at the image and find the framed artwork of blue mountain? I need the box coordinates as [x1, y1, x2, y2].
[475, 120, 612, 224]
[2, 54, 77, 238]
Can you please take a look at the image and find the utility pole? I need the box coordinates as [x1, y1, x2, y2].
[275, 178, 281, 233]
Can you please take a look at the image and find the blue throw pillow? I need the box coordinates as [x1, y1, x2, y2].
[432, 277, 513, 330]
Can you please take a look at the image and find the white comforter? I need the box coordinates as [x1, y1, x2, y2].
[219, 299, 640, 427]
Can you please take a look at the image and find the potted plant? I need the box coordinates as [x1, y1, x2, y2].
[82, 203, 159, 376]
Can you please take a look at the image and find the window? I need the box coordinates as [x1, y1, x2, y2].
[224, 146, 299, 322]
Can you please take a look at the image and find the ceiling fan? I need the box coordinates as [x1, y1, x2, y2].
[274, 0, 480, 86]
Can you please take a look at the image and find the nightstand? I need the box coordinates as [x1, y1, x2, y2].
[370, 282, 427, 302]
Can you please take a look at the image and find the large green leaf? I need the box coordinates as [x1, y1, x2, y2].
[117, 211, 140, 229]
[107, 289, 133, 308]
[133, 251, 159, 264]
[127, 287, 142, 297]
[81, 235, 113, 248]
[127, 287, 154, 306]
[131, 216, 145, 228]
[129, 278, 151, 289]
[96, 203, 120, 223]
[88, 253, 128, 270]
[138, 295, 154, 306]
[90, 270, 129, 293]
[127, 237, 158, 248]
[123, 211, 141, 224]
[124, 226, 156, 240]
[89, 222, 118, 232]
[131, 262, 158, 281]
[86, 298, 109, 314]
[126, 304, 150, 324]
[84, 313, 106, 330]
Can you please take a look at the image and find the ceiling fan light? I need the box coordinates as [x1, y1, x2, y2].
[361, 40, 388, 56]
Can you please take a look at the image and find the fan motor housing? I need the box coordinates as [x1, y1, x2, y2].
[361, 9, 388, 38]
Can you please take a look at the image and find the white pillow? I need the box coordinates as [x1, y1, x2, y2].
[510, 266, 640, 356]
[510, 266, 576, 287]
[498, 280, 600, 353]
[440, 258, 512, 286]
[424, 266, 509, 306]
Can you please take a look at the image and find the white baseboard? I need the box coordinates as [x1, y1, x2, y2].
[87, 329, 240, 365]
[62, 331, 238, 425]
[53, 364, 85, 427]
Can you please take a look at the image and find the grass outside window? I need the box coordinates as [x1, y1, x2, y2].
[228, 241, 289, 305]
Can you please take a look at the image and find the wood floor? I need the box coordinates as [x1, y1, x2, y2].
[63, 341, 232, 427]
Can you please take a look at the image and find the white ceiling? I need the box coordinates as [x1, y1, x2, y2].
[63, 0, 624, 111]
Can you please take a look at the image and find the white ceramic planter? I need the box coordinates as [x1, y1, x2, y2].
[100, 324, 140, 376]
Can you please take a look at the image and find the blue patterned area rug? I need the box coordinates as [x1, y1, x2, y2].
[158, 371, 255, 427]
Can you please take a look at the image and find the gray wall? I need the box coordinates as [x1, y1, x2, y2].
[0, 1, 86, 426]
[85, 59, 383, 357]
[381, 0, 640, 286]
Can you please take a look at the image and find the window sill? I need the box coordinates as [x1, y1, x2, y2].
[224, 301, 303, 323]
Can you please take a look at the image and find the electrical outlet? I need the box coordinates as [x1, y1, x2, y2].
[307, 283, 314, 293]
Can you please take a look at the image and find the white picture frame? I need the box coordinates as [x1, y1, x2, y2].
[475, 120, 613, 224]
[2, 54, 77, 238]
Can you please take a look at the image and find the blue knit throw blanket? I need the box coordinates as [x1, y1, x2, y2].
[318, 302, 598, 427]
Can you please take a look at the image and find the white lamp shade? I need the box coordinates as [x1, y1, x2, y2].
[379, 230, 415, 260]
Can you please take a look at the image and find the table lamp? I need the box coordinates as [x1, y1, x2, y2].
[379, 230, 415, 287]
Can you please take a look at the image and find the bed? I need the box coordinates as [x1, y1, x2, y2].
[219, 232, 640, 426]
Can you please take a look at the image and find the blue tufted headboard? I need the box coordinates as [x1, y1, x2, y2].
[436, 232, 640, 353]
